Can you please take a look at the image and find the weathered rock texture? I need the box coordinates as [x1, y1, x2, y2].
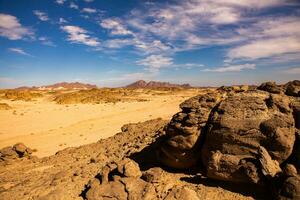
[0, 143, 34, 162]
[157, 80, 300, 199]
[0, 119, 262, 200]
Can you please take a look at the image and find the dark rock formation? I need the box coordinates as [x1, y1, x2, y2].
[157, 92, 224, 169]
[285, 80, 300, 97]
[257, 81, 282, 94]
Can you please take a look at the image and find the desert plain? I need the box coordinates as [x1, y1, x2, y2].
[0, 87, 203, 157]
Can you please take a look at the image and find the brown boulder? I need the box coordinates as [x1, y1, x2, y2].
[257, 81, 282, 94]
[201, 92, 295, 183]
[285, 80, 300, 97]
[86, 158, 156, 200]
[157, 92, 224, 169]
[0, 143, 33, 162]
[277, 175, 300, 200]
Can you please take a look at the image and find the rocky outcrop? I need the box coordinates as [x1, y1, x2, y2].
[157, 92, 224, 169]
[85, 158, 156, 200]
[257, 81, 283, 94]
[1, 80, 300, 200]
[0, 143, 33, 162]
[285, 80, 300, 97]
[157, 80, 300, 199]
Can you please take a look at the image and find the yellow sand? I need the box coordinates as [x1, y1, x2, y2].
[0, 89, 201, 157]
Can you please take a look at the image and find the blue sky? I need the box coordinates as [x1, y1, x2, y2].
[0, 0, 300, 88]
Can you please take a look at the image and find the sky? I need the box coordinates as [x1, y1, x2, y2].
[0, 0, 300, 88]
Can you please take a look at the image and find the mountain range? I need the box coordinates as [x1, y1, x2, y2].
[125, 80, 191, 88]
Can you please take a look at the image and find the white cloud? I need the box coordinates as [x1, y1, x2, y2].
[82, 8, 97, 13]
[33, 10, 49, 21]
[84, 0, 94, 2]
[100, 18, 133, 36]
[202, 63, 256, 72]
[137, 55, 173, 72]
[8, 48, 32, 56]
[226, 16, 300, 61]
[70, 2, 79, 9]
[123, 0, 296, 57]
[214, 0, 288, 8]
[0, 14, 33, 40]
[283, 67, 300, 74]
[38, 37, 56, 47]
[104, 39, 133, 48]
[55, 0, 65, 5]
[61, 25, 100, 47]
[228, 37, 300, 60]
[59, 17, 68, 24]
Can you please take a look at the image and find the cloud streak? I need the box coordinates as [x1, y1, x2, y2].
[202, 64, 256, 72]
[8, 47, 33, 56]
[82, 8, 97, 13]
[61, 25, 100, 47]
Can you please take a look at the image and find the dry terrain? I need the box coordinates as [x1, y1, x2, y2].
[0, 88, 203, 157]
[0, 80, 299, 200]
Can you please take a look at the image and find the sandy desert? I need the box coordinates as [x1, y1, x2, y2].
[0, 80, 300, 200]
[0, 87, 203, 157]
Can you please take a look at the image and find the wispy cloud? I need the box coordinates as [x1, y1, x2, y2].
[8, 47, 33, 56]
[228, 37, 300, 60]
[38, 37, 56, 47]
[59, 17, 68, 24]
[82, 8, 97, 13]
[136, 54, 203, 72]
[0, 13, 33, 40]
[84, 0, 94, 2]
[33, 10, 49, 21]
[70, 2, 79, 10]
[100, 18, 133, 36]
[55, 0, 65, 5]
[61, 25, 100, 47]
[110, 0, 298, 59]
[137, 55, 173, 72]
[227, 16, 300, 61]
[202, 64, 256, 72]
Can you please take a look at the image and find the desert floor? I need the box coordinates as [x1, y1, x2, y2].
[0, 89, 202, 157]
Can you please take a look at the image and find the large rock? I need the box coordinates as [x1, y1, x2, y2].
[157, 83, 299, 186]
[257, 81, 282, 94]
[277, 175, 300, 200]
[202, 92, 295, 183]
[285, 80, 300, 97]
[156, 92, 224, 169]
[0, 143, 33, 162]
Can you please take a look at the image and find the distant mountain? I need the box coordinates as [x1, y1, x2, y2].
[16, 82, 97, 90]
[125, 80, 191, 88]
